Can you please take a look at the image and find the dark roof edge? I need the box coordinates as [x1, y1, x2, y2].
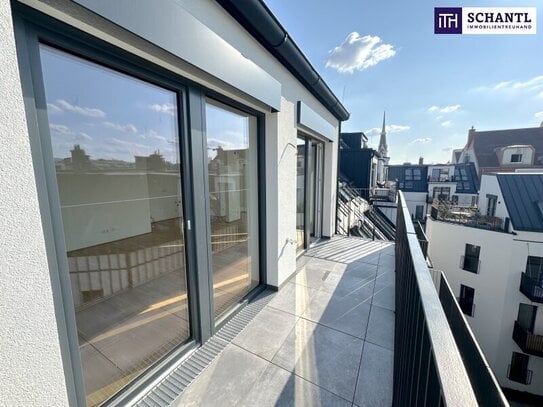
[215, 0, 350, 121]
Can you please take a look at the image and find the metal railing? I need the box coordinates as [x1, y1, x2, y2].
[440, 275, 506, 406]
[394, 191, 507, 406]
[430, 204, 507, 232]
[513, 320, 543, 357]
[520, 272, 543, 303]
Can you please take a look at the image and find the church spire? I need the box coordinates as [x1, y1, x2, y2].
[378, 111, 388, 157]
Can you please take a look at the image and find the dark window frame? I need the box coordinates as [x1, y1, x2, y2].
[511, 153, 523, 163]
[462, 243, 480, 273]
[459, 284, 475, 317]
[14, 6, 268, 405]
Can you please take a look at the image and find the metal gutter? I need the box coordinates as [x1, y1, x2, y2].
[215, 0, 350, 121]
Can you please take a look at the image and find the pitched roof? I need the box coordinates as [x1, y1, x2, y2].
[471, 127, 543, 168]
[496, 173, 543, 232]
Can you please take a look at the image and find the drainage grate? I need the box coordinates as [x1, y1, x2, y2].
[135, 290, 273, 407]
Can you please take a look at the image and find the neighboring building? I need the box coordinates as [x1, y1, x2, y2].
[1, 1, 349, 406]
[377, 111, 390, 183]
[387, 162, 479, 221]
[339, 131, 383, 200]
[427, 173, 543, 401]
[458, 125, 543, 177]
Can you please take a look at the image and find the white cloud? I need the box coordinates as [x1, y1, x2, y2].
[428, 104, 460, 113]
[49, 123, 71, 134]
[149, 103, 175, 115]
[107, 137, 149, 150]
[326, 32, 396, 74]
[535, 111, 543, 119]
[47, 103, 63, 115]
[78, 132, 92, 141]
[409, 138, 432, 144]
[474, 75, 543, 93]
[103, 121, 138, 133]
[441, 120, 452, 127]
[56, 99, 105, 118]
[141, 130, 168, 143]
[365, 124, 410, 137]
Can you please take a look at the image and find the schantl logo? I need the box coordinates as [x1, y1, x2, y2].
[435, 7, 463, 34]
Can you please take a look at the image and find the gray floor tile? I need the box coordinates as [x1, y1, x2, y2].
[271, 318, 364, 400]
[233, 307, 297, 361]
[371, 285, 395, 311]
[240, 363, 351, 407]
[354, 342, 393, 407]
[294, 266, 333, 289]
[365, 305, 395, 351]
[302, 289, 371, 338]
[267, 282, 318, 316]
[320, 271, 375, 301]
[172, 344, 268, 407]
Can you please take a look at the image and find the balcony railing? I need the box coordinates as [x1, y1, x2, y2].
[520, 272, 543, 303]
[430, 204, 507, 232]
[394, 191, 507, 406]
[513, 320, 543, 357]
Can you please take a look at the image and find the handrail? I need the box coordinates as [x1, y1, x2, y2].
[394, 191, 479, 406]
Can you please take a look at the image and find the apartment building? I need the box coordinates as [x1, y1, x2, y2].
[387, 162, 479, 221]
[457, 125, 543, 177]
[427, 172, 543, 401]
[1, 1, 349, 405]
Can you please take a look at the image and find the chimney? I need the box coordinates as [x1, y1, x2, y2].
[466, 126, 476, 148]
[419, 156, 424, 165]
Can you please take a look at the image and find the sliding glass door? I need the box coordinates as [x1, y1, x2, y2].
[205, 100, 260, 320]
[296, 138, 307, 252]
[40, 46, 191, 406]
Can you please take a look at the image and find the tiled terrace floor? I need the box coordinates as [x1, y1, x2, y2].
[173, 236, 395, 407]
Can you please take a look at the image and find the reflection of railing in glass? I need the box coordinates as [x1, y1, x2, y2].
[40, 44, 190, 407]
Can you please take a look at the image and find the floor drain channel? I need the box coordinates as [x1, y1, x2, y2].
[135, 291, 273, 406]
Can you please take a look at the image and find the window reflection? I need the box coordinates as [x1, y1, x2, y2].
[40, 46, 190, 406]
[296, 137, 306, 252]
[206, 100, 259, 319]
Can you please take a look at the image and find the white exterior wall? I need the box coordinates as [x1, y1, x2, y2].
[478, 174, 510, 219]
[427, 218, 543, 396]
[3, 0, 342, 403]
[499, 146, 534, 166]
[0, 1, 70, 405]
[402, 191, 427, 220]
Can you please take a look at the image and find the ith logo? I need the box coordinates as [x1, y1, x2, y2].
[435, 8, 463, 34]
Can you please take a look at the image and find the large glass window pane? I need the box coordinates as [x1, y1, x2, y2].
[296, 137, 307, 252]
[40, 46, 190, 406]
[205, 100, 259, 319]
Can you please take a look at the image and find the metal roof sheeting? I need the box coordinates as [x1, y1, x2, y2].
[497, 173, 543, 233]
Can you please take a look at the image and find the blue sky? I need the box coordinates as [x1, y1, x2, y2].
[265, 0, 543, 164]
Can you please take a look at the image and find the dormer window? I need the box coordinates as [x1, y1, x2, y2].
[511, 154, 522, 163]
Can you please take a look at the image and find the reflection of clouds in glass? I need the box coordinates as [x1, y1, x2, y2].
[141, 130, 168, 143]
[148, 103, 175, 115]
[56, 99, 106, 118]
[103, 121, 138, 134]
[50, 123, 93, 142]
[47, 103, 63, 115]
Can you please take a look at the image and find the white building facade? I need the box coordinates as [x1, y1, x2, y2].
[0, 1, 348, 406]
[427, 173, 543, 400]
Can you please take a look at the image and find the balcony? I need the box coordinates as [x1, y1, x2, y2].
[134, 192, 506, 406]
[520, 272, 543, 303]
[430, 204, 507, 233]
[513, 320, 543, 357]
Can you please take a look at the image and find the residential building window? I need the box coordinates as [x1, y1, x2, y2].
[40, 45, 191, 406]
[206, 99, 260, 319]
[511, 154, 522, 163]
[461, 244, 480, 273]
[459, 284, 475, 316]
[451, 195, 459, 204]
[413, 168, 421, 181]
[405, 181, 413, 189]
[526, 256, 543, 283]
[432, 187, 450, 201]
[415, 205, 424, 220]
[405, 168, 413, 181]
[517, 303, 537, 333]
[508, 352, 532, 384]
[486, 194, 497, 217]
